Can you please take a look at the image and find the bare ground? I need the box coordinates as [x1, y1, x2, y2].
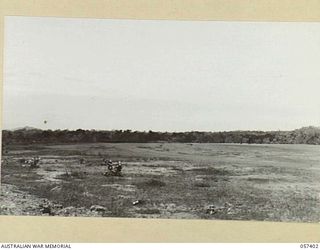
[1, 143, 319, 222]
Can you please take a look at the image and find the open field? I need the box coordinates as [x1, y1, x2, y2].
[1, 143, 319, 222]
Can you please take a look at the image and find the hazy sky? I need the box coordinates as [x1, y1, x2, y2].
[3, 16, 320, 131]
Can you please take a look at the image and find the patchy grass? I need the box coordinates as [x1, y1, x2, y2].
[34, 182, 94, 208]
[194, 182, 210, 188]
[59, 170, 88, 180]
[134, 178, 166, 189]
[2, 142, 320, 222]
[187, 167, 230, 176]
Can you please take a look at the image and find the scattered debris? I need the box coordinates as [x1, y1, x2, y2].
[57, 206, 77, 215]
[206, 203, 234, 215]
[39, 202, 54, 215]
[224, 202, 233, 207]
[90, 205, 107, 212]
[50, 186, 62, 193]
[53, 204, 63, 209]
[20, 157, 41, 168]
[40, 204, 52, 215]
[132, 200, 142, 206]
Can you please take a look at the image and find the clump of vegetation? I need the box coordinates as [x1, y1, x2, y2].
[35, 182, 94, 208]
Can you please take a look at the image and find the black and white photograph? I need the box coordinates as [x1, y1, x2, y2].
[1, 16, 320, 222]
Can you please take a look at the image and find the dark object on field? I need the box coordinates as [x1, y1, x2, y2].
[30, 156, 41, 168]
[19, 158, 27, 164]
[79, 158, 85, 164]
[39, 203, 54, 215]
[206, 203, 234, 215]
[107, 160, 113, 170]
[21, 156, 41, 168]
[103, 160, 123, 177]
[115, 161, 122, 172]
[102, 158, 113, 170]
[206, 205, 217, 215]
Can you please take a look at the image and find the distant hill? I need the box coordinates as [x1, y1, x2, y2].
[2, 126, 320, 145]
[12, 126, 42, 132]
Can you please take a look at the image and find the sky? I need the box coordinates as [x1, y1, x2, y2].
[3, 16, 320, 132]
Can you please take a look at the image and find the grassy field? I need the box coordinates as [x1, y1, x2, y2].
[1, 143, 319, 222]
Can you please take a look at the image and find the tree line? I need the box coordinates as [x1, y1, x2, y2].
[2, 126, 320, 145]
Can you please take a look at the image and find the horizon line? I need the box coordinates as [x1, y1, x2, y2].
[3, 125, 319, 134]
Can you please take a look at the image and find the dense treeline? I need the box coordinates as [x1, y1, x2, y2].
[2, 127, 320, 145]
[2, 126, 320, 145]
